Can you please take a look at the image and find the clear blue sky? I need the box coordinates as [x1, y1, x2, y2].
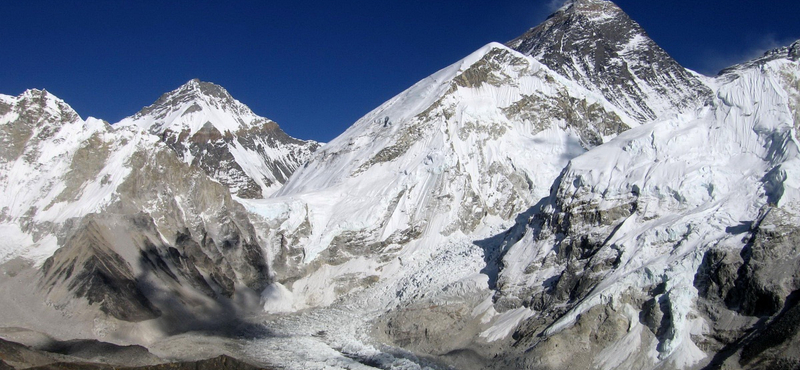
[1, 1, 798, 142]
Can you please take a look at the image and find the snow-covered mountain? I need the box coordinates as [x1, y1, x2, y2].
[240, 2, 800, 368]
[250, 40, 632, 310]
[488, 42, 800, 369]
[1, 0, 800, 369]
[0, 88, 269, 341]
[117, 79, 319, 198]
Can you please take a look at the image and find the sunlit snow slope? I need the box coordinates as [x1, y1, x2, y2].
[244, 42, 638, 311]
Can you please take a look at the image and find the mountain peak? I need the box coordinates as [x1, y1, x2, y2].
[3, 88, 81, 126]
[115, 80, 319, 198]
[507, 0, 711, 123]
[179, 79, 234, 102]
[156, 79, 238, 111]
[118, 79, 262, 136]
[560, 0, 620, 15]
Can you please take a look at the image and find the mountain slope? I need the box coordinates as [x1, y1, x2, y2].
[117, 80, 319, 198]
[244, 42, 640, 313]
[508, 0, 712, 123]
[243, 11, 800, 370]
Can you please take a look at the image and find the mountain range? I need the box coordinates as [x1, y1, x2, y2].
[1, 0, 799, 369]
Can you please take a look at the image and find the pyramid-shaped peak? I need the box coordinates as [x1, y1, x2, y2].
[170, 79, 236, 104]
[544, 0, 624, 21]
[122, 79, 258, 129]
[20, 88, 59, 105]
[507, 0, 711, 123]
[562, 0, 619, 11]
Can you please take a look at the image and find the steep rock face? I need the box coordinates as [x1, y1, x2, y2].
[117, 80, 319, 198]
[39, 214, 162, 322]
[507, 0, 712, 123]
[0, 90, 269, 338]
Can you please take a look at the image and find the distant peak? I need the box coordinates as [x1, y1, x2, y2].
[506, 0, 711, 123]
[20, 88, 64, 107]
[557, 0, 623, 22]
[562, 0, 614, 7]
[553, 0, 620, 14]
[507, 0, 644, 63]
[131, 79, 241, 120]
[119, 79, 272, 135]
[22, 88, 48, 99]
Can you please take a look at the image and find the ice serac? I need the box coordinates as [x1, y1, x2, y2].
[117, 79, 319, 198]
[0, 89, 269, 340]
[507, 0, 712, 123]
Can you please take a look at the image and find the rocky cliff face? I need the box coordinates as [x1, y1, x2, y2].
[117, 80, 319, 198]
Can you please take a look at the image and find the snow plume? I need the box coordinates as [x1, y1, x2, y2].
[699, 33, 800, 75]
[546, 0, 569, 12]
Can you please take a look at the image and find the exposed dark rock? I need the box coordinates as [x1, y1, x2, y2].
[508, 0, 711, 122]
[39, 215, 161, 322]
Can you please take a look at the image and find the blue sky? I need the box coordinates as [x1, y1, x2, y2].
[1, 1, 798, 142]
